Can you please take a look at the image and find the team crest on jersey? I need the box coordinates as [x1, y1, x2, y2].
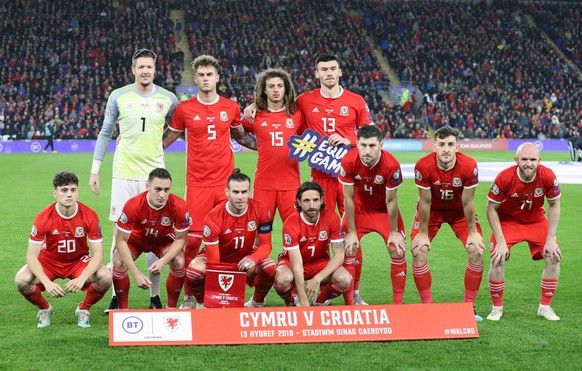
[534, 188, 543, 197]
[164, 316, 180, 332]
[219, 274, 234, 291]
[491, 184, 499, 195]
[318, 230, 328, 240]
[453, 177, 462, 187]
[203, 225, 211, 237]
[415, 170, 422, 181]
[374, 175, 384, 184]
[220, 111, 228, 121]
[284, 234, 292, 245]
[161, 216, 171, 226]
[248, 221, 257, 231]
[31, 225, 37, 237]
[156, 103, 164, 112]
[111, 205, 117, 217]
[286, 119, 294, 128]
[75, 227, 84, 237]
[339, 106, 349, 116]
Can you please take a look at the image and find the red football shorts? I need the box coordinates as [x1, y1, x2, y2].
[489, 217, 553, 260]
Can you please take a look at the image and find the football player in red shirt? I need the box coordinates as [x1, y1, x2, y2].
[164, 55, 256, 308]
[339, 125, 407, 305]
[486, 143, 562, 321]
[15, 171, 111, 328]
[184, 169, 276, 308]
[410, 126, 485, 321]
[112, 168, 189, 309]
[242, 68, 306, 223]
[275, 182, 350, 306]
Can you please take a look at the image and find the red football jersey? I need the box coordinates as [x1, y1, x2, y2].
[297, 87, 373, 178]
[280, 209, 344, 264]
[169, 95, 242, 187]
[116, 192, 190, 252]
[29, 202, 103, 263]
[488, 164, 561, 224]
[414, 152, 479, 211]
[203, 199, 272, 263]
[242, 108, 306, 190]
[339, 149, 403, 212]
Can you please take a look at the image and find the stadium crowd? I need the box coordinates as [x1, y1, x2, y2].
[0, 0, 182, 140]
[0, 0, 580, 140]
[363, 0, 581, 139]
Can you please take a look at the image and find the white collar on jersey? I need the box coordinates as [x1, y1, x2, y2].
[436, 158, 457, 172]
[267, 107, 286, 113]
[146, 197, 168, 211]
[55, 202, 78, 219]
[300, 210, 321, 226]
[196, 95, 220, 105]
[359, 153, 382, 169]
[516, 166, 537, 183]
[319, 86, 344, 99]
[226, 202, 248, 217]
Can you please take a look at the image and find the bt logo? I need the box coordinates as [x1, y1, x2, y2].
[122, 316, 144, 334]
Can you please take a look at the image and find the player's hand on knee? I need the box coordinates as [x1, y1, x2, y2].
[344, 232, 359, 256]
[543, 243, 562, 263]
[64, 277, 85, 293]
[134, 272, 152, 289]
[490, 244, 509, 267]
[46, 281, 66, 297]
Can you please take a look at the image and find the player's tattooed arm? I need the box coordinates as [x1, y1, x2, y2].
[231, 126, 257, 151]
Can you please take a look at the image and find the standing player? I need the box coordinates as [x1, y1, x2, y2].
[112, 168, 189, 309]
[410, 126, 485, 321]
[339, 125, 407, 305]
[275, 182, 351, 306]
[242, 68, 306, 222]
[15, 171, 112, 328]
[486, 143, 562, 321]
[183, 170, 275, 308]
[245, 54, 373, 305]
[89, 48, 179, 312]
[164, 55, 256, 308]
[567, 136, 582, 162]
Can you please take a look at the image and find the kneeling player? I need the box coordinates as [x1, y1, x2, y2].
[15, 171, 112, 328]
[275, 182, 351, 306]
[183, 169, 276, 308]
[112, 168, 189, 309]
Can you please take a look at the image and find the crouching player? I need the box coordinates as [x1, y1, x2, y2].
[184, 169, 276, 308]
[15, 171, 112, 328]
[274, 182, 351, 306]
[112, 168, 189, 309]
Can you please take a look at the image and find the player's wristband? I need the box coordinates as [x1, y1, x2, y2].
[91, 159, 102, 174]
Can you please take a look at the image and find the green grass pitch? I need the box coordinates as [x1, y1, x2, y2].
[1, 150, 580, 370]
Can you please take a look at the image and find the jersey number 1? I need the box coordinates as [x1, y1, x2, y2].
[141, 117, 146, 132]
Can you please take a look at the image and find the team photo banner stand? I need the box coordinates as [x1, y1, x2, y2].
[109, 302, 479, 346]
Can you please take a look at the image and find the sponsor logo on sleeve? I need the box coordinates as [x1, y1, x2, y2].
[284, 234, 292, 245]
[203, 225, 211, 238]
[490, 184, 499, 195]
[31, 225, 37, 237]
[119, 212, 128, 224]
[414, 170, 422, 182]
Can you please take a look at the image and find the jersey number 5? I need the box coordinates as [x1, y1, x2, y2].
[208, 125, 216, 140]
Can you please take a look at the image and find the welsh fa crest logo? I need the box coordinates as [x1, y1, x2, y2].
[219, 274, 234, 292]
